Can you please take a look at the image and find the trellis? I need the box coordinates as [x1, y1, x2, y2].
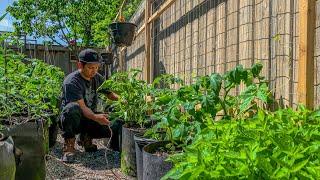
[121, 0, 318, 109]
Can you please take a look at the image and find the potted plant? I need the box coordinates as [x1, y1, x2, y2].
[0, 43, 64, 179]
[108, 16, 137, 47]
[131, 74, 183, 180]
[98, 69, 150, 176]
[143, 64, 271, 180]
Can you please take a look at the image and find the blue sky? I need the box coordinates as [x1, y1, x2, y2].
[0, 0, 66, 45]
[0, 0, 14, 31]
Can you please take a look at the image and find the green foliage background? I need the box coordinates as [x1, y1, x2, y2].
[0, 34, 64, 119]
[7, 0, 142, 47]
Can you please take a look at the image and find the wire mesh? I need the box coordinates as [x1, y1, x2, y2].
[125, 0, 319, 107]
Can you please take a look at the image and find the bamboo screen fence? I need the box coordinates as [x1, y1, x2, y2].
[123, 0, 320, 108]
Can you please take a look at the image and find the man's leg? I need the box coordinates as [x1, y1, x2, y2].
[80, 118, 124, 152]
[79, 117, 111, 152]
[59, 102, 82, 162]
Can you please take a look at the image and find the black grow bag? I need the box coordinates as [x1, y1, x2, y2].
[48, 114, 59, 148]
[142, 141, 173, 180]
[6, 119, 48, 180]
[109, 22, 137, 47]
[134, 133, 157, 180]
[121, 125, 144, 177]
[0, 133, 16, 180]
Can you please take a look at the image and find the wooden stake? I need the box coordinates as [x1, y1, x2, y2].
[144, 0, 151, 83]
[298, 0, 316, 109]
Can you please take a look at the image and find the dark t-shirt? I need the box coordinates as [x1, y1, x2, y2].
[61, 70, 106, 112]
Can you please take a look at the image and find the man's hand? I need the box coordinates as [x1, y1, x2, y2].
[94, 114, 110, 125]
[107, 92, 119, 101]
[77, 99, 110, 125]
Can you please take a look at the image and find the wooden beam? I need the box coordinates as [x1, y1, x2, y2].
[298, 0, 316, 109]
[134, 0, 176, 38]
[120, 0, 176, 80]
[147, 0, 176, 24]
[119, 48, 125, 72]
[136, 24, 146, 37]
[144, 0, 151, 83]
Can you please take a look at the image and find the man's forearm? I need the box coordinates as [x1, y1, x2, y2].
[81, 105, 97, 121]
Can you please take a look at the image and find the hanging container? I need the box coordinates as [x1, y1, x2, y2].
[109, 22, 137, 47]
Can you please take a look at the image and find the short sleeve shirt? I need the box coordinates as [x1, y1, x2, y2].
[61, 70, 106, 112]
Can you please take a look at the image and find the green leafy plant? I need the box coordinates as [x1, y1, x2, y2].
[7, 0, 142, 47]
[146, 63, 271, 152]
[163, 106, 320, 179]
[98, 69, 149, 128]
[0, 39, 64, 120]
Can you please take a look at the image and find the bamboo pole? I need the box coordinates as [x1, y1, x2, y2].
[298, 0, 316, 109]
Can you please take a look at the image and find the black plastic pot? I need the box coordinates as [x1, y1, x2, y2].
[0, 133, 16, 180]
[48, 114, 58, 148]
[7, 119, 48, 180]
[121, 125, 144, 177]
[101, 52, 114, 65]
[134, 133, 157, 180]
[109, 22, 137, 47]
[142, 141, 173, 180]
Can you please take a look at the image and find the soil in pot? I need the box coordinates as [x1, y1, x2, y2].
[121, 125, 144, 177]
[142, 141, 174, 180]
[134, 132, 157, 180]
[0, 133, 16, 180]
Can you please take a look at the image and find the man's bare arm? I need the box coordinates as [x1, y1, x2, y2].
[77, 99, 110, 125]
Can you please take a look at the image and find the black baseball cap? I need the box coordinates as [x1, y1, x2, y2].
[78, 49, 101, 64]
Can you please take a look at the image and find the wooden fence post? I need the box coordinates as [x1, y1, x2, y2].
[144, 0, 152, 83]
[298, 0, 316, 109]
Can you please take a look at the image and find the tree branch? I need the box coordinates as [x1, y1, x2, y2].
[57, 16, 70, 46]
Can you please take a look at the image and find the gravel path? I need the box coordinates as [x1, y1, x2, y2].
[46, 133, 133, 180]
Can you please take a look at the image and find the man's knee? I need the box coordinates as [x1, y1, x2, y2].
[61, 102, 82, 117]
[60, 102, 82, 126]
